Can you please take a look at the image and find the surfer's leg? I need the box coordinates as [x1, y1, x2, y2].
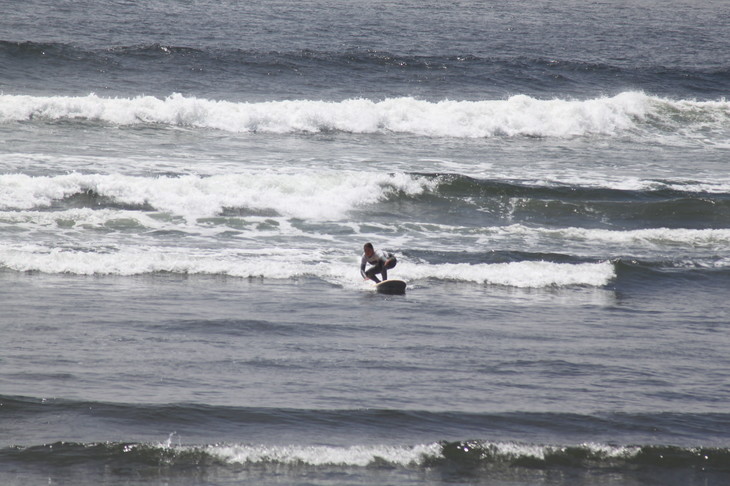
[381, 259, 396, 281]
[365, 265, 381, 283]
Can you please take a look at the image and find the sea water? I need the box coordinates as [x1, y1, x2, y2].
[1, 1, 729, 485]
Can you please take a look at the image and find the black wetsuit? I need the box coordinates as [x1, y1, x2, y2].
[360, 249, 397, 283]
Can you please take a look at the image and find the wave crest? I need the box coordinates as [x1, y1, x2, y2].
[5, 440, 730, 473]
[2, 92, 727, 139]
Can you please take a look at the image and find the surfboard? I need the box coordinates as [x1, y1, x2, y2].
[375, 279, 407, 295]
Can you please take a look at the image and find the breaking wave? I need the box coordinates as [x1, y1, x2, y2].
[2, 92, 728, 140]
[3, 440, 729, 477]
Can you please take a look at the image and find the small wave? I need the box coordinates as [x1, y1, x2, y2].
[0, 241, 616, 287]
[3, 395, 728, 436]
[437, 440, 730, 472]
[3, 440, 729, 477]
[555, 227, 730, 248]
[404, 222, 730, 250]
[3, 41, 728, 98]
[428, 173, 730, 197]
[418, 174, 730, 229]
[1, 92, 728, 140]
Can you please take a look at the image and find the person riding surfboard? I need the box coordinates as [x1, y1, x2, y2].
[360, 242, 397, 283]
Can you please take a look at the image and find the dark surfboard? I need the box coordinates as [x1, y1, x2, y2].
[375, 279, 407, 295]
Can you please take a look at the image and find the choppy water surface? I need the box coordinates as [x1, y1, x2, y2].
[1, 1, 729, 485]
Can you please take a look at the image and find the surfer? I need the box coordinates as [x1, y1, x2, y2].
[360, 242, 397, 283]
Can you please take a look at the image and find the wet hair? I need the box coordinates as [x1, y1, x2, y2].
[363, 242, 374, 251]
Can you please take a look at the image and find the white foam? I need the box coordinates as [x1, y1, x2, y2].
[200, 443, 443, 467]
[2, 205, 724, 282]
[0, 241, 616, 288]
[0, 243, 333, 277]
[500, 225, 730, 249]
[150, 441, 644, 467]
[0, 171, 435, 220]
[0, 207, 159, 229]
[2, 91, 727, 139]
[399, 260, 616, 288]
[476, 441, 642, 461]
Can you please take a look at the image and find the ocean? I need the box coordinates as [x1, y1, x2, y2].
[1, 1, 729, 485]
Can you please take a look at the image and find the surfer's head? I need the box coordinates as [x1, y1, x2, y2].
[363, 242, 374, 257]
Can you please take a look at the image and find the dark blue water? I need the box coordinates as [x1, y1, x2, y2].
[1, 1, 729, 485]
[3, 0, 729, 100]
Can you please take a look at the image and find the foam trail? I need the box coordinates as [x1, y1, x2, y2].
[2, 92, 728, 138]
[400, 261, 616, 288]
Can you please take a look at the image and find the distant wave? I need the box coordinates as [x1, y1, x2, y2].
[2, 40, 729, 94]
[1, 92, 729, 140]
[4, 394, 729, 443]
[5, 40, 729, 73]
